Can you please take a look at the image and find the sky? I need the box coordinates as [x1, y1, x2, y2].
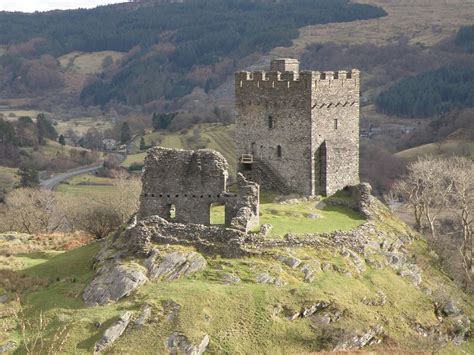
[0, 1, 125, 13]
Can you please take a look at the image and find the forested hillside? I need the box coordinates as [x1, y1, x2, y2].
[455, 25, 474, 54]
[375, 66, 474, 118]
[0, 0, 386, 106]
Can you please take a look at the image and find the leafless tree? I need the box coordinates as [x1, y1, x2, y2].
[3, 188, 62, 234]
[446, 157, 474, 285]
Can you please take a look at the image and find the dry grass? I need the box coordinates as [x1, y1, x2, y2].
[272, 0, 474, 58]
[395, 139, 474, 160]
[58, 51, 125, 75]
[0, 232, 94, 256]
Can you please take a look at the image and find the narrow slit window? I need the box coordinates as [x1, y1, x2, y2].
[334, 119, 339, 130]
[268, 115, 274, 129]
[277, 145, 282, 158]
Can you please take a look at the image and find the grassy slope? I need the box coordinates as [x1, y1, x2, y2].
[1, 201, 473, 353]
[123, 123, 236, 176]
[395, 139, 474, 160]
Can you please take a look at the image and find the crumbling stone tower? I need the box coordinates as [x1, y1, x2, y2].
[235, 58, 360, 196]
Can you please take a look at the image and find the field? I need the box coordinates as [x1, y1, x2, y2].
[123, 123, 237, 176]
[396, 139, 474, 160]
[55, 116, 114, 136]
[0, 108, 45, 120]
[56, 174, 116, 198]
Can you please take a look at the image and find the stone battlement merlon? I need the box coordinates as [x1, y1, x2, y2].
[235, 69, 360, 90]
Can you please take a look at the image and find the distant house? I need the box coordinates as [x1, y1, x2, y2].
[103, 139, 117, 151]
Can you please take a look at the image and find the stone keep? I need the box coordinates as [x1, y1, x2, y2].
[139, 147, 259, 232]
[235, 58, 360, 196]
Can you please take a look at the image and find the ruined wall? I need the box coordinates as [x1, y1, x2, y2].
[224, 173, 260, 233]
[139, 147, 259, 230]
[235, 59, 360, 196]
[139, 147, 228, 224]
[235, 67, 313, 195]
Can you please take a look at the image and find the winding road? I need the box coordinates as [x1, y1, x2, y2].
[40, 164, 103, 190]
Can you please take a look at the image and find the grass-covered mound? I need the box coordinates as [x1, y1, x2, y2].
[0, 198, 473, 354]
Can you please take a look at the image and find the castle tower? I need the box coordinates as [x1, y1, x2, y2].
[235, 58, 360, 196]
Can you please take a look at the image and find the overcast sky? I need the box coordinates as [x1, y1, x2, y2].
[0, 1, 125, 13]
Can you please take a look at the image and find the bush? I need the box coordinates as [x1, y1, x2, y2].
[128, 162, 144, 172]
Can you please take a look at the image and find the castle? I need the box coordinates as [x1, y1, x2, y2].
[235, 58, 360, 196]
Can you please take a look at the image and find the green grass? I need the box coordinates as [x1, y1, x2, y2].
[56, 173, 117, 198]
[0, 166, 19, 193]
[121, 153, 146, 168]
[211, 199, 365, 235]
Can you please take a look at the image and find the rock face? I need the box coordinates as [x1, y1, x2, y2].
[94, 312, 133, 353]
[146, 251, 207, 281]
[167, 333, 209, 355]
[83, 264, 148, 306]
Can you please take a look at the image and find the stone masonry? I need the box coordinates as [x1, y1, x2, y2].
[235, 58, 360, 196]
[139, 147, 259, 232]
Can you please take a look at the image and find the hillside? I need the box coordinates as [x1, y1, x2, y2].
[0, 192, 472, 353]
[0, 0, 386, 108]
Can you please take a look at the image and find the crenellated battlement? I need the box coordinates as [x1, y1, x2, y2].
[235, 68, 360, 89]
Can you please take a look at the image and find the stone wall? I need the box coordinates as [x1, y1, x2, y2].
[235, 58, 360, 196]
[139, 147, 228, 224]
[139, 147, 259, 231]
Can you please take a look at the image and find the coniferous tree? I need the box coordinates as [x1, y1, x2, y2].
[140, 136, 147, 151]
[17, 165, 40, 188]
[58, 134, 65, 146]
[120, 122, 132, 144]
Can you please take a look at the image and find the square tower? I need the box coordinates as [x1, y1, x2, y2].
[235, 58, 360, 196]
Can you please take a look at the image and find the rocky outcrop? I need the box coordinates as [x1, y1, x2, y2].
[274, 255, 301, 269]
[256, 273, 285, 287]
[145, 251, 207, 281]
[166, 333, 209, 355]
[94, 312, 133, 353]
[332, 325, 384, 351]
[83, 264, 148, 306]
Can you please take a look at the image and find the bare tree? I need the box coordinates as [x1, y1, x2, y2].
[447, 157, 474, 285]
[4, 188, 62, 234]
